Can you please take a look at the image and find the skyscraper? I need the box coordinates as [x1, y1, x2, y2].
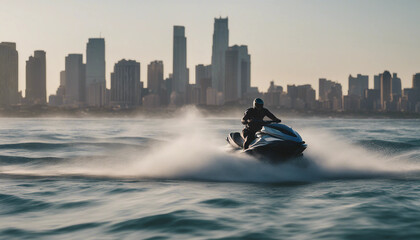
[86, 38, 106, 107]
[319, 78, 334, 101]
[329, 83, 343, 110]
[195, 64, 212, 104]
[56, 70, 66, 104]
[391, 73, 402, 96]
[173, 26, 188, 97]
[413, 73, 420, 90]
[211, 17, 229, 93]
[318, 78, 342, 110]
[60, 70, 66, 87]
[65, 54, 85, 106]
[239, 46, 251, 97]
[224, 46, 240, 102]
[374, 74, 382, 90]
[26, 50, 46, 104]
[147, 60, 164, 94]
[224, 45, 250, 102]
[287, 84, 316, 109]
[0, 42, 18, 106]
[110, 59, 141, 107]
[412, 73, 420, 106]
[348, 74, 368, 97]
[380, 70, 392, 110]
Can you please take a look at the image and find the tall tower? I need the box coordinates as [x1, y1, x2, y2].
[26, 50, 46, 104]
[147, 60, 164, 94]
[173, 26, 188, 97]
[211, 17, 229, 93]
[348, 74, 368, 97]
[380, 70, 392, 110]
[0, 42, 19, 106]
[65, 54, 85, 106]
[374, 74, 382, 90]
[413, 73, 420, 90]
[224, 45, 250, 102]
[239, 45, 251, 97]
[110, 59, 141, 107]
[86, 38, 106, 107]
[391, 73, 402, 96]
[195, 64, 212, 104]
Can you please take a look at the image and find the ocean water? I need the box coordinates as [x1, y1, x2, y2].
[0, 110, 419, 239]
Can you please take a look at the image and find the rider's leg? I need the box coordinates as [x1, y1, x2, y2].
[242, 129, 256, 150]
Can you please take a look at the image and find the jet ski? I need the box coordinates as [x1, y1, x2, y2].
[227, 121, 307, 161]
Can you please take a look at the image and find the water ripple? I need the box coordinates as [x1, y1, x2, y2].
[108, 210, 231, 233]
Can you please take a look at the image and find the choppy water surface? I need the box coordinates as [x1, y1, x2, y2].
[0, 113, 419, 239]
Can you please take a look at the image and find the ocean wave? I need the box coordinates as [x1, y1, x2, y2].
[0, 222, 106, 238]
[357, 139, 420, 153]
[0, 141, 152, 151]
[0, 193, 51, 215]
[107, 210, 231, 233]
[0, 155, 65, 165]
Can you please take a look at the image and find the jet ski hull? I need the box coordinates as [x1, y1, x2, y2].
[245, 140, 307, 161]
[226, 123, 307, 163]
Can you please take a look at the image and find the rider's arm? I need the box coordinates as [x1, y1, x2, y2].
[241, 109, 251, 125]
[265, 109, 281, 122]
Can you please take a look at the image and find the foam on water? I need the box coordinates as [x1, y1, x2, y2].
[0, 108, 419, 182]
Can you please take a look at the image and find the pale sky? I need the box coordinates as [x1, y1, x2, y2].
[1, 0, 419, 97]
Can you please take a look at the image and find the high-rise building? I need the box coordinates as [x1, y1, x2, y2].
[403, 88, 418, 112]
[287, 84, 316, 109]
[25, 50, 46, 104]
[264, 81, 283, 107]
[391, 73, 402, 96]
[206, 87, 224, 106]
[110, 59, 141, 107]
[224, 47, 240, 102]
[195, 64, 212, 104]
[48, 70, 66, 106]
[413, 73, 420, 90]
[65, 54, 85, 106]
[86, 38, 106, 107]
[147, 60, 164, 107]
[348, 74, 368, 97]
[412, 73, 420, 107]
[297, 84, 316, 109]
[161, 75, 173, 106]
[374, 74, 382, 90]
[239, 46, 251, 97]
[328, 83, 343, 110]
[211, 17, 229, 93]
[319, 79, 342, 110]
[173, 26, 188, 97]
[318, 78, 335, 101]
[365, 89, 381, 111]
[187, 84, 201, 105]
[0, 42, 19, 106]
[147, 61, 164, 94]
[224, 45, 250, 102]
[380, 70, 392, 110]
[60, 70, 66, 87]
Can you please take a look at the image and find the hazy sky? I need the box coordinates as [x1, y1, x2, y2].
[1, 0, 420, 97]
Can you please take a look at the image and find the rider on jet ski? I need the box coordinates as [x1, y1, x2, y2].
[241, 98, 281, 149]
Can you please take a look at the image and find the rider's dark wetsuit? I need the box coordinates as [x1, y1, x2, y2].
[241, 108, 280, 149]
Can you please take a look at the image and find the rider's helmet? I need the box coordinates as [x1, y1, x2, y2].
[253, 98, 264, 109]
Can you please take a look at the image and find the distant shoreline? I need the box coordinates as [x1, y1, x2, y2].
[0, 105, 419, 119]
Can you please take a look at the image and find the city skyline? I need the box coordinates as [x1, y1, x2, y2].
[1, 0, 420, 97]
